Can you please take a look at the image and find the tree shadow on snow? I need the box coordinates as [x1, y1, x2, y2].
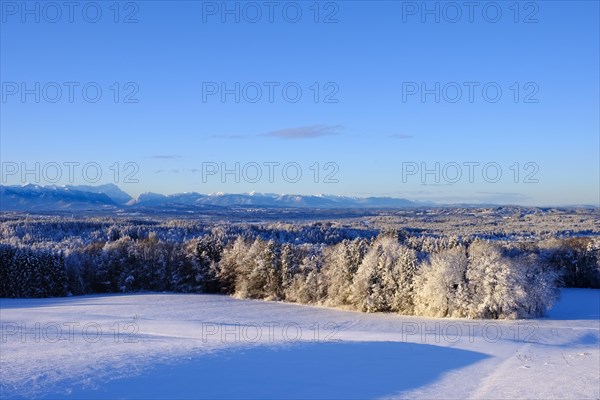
[55, 341, 489, 400]
[546, 289, 600, 321]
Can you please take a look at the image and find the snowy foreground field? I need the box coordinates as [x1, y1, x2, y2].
[1, 289, 599, 399]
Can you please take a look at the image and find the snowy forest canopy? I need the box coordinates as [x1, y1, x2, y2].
[1, 210, 599, 320]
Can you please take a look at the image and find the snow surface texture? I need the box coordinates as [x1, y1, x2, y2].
[1, 289, 598, 399]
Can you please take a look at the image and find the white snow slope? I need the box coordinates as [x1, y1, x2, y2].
[1, 289, 598, 399]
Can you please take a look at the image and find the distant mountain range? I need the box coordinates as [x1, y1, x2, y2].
[0, 184, 424, 211]
[0, 184, 119, 211]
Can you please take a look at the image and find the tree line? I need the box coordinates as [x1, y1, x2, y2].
[1, 224, 599, 319]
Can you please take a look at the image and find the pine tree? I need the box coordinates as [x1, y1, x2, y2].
[218, 236, 248, 294]
[236, 238, 269, 299]
[350, 239, 386, 312]
[323, 240, 353, 306]
[170, 242, 198, 293]
[286, 252, 325, 304]
[12, 248, 38, 297]
[194, 235, 223, 293]
[324, 238, 368, 307]
[0, 244, 16, 297]
[279, 243, 298, 299]
[390, 244, 418, 314]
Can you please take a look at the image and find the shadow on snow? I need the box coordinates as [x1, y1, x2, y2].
[50, 341, 488, 400]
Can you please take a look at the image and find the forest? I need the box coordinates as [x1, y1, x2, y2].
[1, 211, 599, 319]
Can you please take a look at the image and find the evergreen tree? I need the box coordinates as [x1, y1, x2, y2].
[218, 236, 248, 294]
[0, 244, 16, 297]
[194, 235, 223, 293]
[279, 243, 299, 299]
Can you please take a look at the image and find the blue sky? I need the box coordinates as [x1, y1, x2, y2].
[1, 1, 598, 205]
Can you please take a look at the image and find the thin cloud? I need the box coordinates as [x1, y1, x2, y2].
[210, 125, 343, 140]
[263, 125, 342, 139]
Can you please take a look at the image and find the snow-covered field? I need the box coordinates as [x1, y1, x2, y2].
[1, 289, 598, 399]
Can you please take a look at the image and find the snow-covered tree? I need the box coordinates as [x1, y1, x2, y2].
[285, 252, 325, 304]
[0, 244, 17, 297]
[234, 238, 279, 299]
[218, 236, 248, 294]
[467, 241, 523, 319]
[389, 244, 418, 314]
[511, 253, 560, 318]
[350, 236, 416, 313]
[414, 246, 469, 317]
[323, 239, 368, 307]
[170, 240, 202, 293]
[194, 234, 223, 293]
[279, 243, 299, 299]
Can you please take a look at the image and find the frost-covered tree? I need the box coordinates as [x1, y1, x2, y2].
[0, 244, 17, 297]
[414, 246, 469, 317]
[350, 236, 416, 313]
[323, 239, 368, 307]
[350, 239, 387, 312]
[234, 238, 278, 299]
[194, 234, 223, 293]
[285, 252, 325, 304]
[467, 241, 524, 319]
[37, 250, 68, 297]
[350, 253, 376, 312]
[389, 244, 418, 314]
[466, 241, 560, 319]
[350, 235, 417, 314]
[543, 237, 600, 289]
[170, 240, 202, 293]
[11, 248, 38, 297]
[0, 213, 569, 314]
[0, 246, 67, 298]
[218, 236, 248, 294]
[511, 253, 559, 318]
[264, 240, 281, 300]
[97, 237, 133, 293]
[124, 232, 170, 292]
[279, 243, 299, 299]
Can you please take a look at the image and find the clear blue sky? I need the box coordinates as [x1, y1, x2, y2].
[1, 1, 598, 205]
